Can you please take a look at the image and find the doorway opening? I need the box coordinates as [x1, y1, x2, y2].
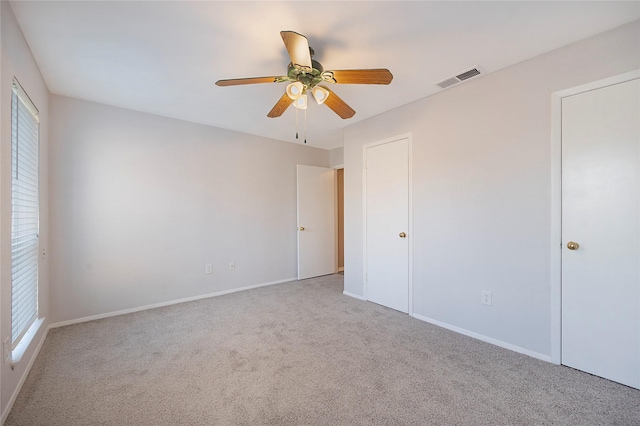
[337, 168, 344, 273]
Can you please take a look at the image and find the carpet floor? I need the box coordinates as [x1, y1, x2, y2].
[6, 274, 640, 425]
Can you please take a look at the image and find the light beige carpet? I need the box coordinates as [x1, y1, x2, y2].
[6, 274, 640, 425]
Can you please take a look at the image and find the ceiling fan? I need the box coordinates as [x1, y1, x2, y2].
[215, 31, 393, 120]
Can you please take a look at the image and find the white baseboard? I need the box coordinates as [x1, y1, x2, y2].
[411, 313, 552, 363]
[1, 323, 50, 425]
[343, 290, 366, 301]
[49, 277, 297, 329]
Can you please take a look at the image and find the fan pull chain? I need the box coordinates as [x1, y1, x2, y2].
[295, 109, 299, 139]
[304, 109, 307, 144]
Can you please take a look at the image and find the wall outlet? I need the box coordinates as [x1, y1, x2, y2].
[481, 290, 492, 306]
[229, 261, 235, 271]
[205, 264, 213, 274]
[3, 338, 11, 363]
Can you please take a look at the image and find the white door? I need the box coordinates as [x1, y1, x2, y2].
[297, 165, 336, 280]
[365, 138, 409, 313]
[561, 78, 640, 389]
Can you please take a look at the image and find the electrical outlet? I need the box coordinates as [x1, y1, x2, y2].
[229, 261, 235, 271]
[205, 264, 213, 274]
[3, 338, 11, 363]
[481, 290, 492, 306]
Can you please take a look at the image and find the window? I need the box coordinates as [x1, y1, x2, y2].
[11, 79, 39, 349]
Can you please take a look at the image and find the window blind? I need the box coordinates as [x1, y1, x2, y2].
[11, 80, 39, 349]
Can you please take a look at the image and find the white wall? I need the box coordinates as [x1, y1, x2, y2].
[49, 95, 329, 323]
[329, 147, 344, 168]
[0, 1, 50, 417]
[344, 20, 640, 358]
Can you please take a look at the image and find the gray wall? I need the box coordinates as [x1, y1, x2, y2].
[329, 147, 344, 167]
[343, 20, 640, 359]
[49, 95, 329, 323]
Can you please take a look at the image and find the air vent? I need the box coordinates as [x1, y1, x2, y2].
[436, 66, 482, 89]
[456, 68, 481, 81]
[436, 77, 460, 89]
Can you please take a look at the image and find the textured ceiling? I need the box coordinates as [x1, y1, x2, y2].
[9, 1, 640, 149]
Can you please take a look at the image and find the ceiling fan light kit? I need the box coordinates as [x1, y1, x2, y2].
[294, 95, 308, 110]
[311, 86, 329, 105]
[286, 81, 304, 100]
[216, 30, 393, 142]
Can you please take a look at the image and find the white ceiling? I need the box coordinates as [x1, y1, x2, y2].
[8, 1, 640, 149]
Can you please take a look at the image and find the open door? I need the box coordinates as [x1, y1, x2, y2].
[297, 165, 336, 280]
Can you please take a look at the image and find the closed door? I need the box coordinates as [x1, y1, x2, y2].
[365, 138, 409, 313]
[561, 78, 640, 389]
[297, 165, 336, 280]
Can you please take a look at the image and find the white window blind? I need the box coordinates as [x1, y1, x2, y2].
[11, 80, 39, 349]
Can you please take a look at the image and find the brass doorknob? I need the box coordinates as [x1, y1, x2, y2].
[567, 241, 579, 250]
[298, 226, 305, 231]
[399, 232, 407, 238]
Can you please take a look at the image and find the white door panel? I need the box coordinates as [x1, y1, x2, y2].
[365, 138, 409, 313]
[297, 165, 336, 280]
[562, 78, 640, 388]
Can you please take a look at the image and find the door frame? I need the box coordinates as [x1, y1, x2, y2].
[362, 133, 413, 314]
[550, 69, 640, 365]
[333, 164, 344, 273]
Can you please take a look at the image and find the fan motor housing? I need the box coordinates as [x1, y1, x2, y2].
[287, 59, 324, 89]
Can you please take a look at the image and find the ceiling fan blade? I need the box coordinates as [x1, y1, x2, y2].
[328, 69, 393, 85]
[216, 76, 283, 87]
[267, 93, 293, 118]
[280, 31, 312, 68]
[324, 87, 355, 119]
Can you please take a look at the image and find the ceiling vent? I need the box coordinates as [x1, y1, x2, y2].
[436, 67, 482, 89]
